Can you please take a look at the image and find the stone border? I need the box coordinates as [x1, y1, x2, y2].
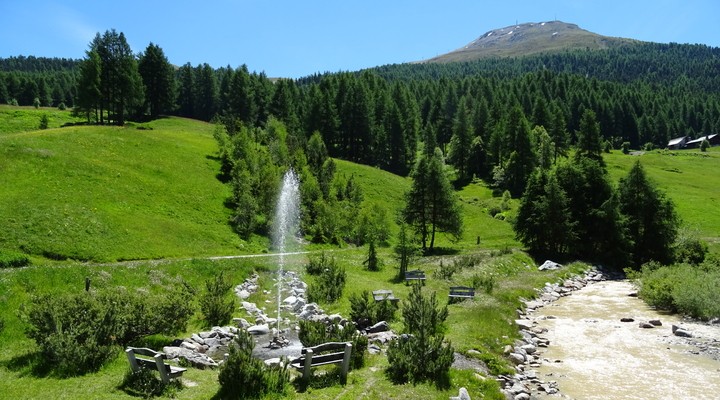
[498, 266, 610, 400]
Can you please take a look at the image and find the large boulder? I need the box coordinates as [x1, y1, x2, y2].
[366, 321, 390, 333]
[163, 346, 218, 369]
[538, 260, 562, 271]
[247, 324, 271, 335]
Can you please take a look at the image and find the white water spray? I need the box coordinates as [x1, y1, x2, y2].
[273, 169, 301, 334]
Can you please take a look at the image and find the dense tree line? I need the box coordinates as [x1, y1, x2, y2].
[514, 109, 678, 268]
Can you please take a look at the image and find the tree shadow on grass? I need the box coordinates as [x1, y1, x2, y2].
[292, 367, 346, 393]
[0, 350, 53, 378]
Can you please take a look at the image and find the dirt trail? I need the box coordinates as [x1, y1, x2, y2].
[535, 280, 720, 400]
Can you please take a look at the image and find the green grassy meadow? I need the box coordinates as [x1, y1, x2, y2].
[2, 106, 720, 398]
[0, 104, 85, 134]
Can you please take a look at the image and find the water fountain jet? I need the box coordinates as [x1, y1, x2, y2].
[270, 169, 300, 346]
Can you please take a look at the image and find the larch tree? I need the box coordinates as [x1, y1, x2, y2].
[403, 148, 462, 252]
[617, 161, 678, 267]
[138, 42, 175, 118]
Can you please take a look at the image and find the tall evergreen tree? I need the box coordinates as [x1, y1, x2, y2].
[75, 50, 101, 122]
[138, 42, 175, 118]
[177, 63, 195, 118]
[575, 109, 605, 166]
[403, 148, 462, 251]
[448, 96, 473, 182]
[617, 161, 678, 267]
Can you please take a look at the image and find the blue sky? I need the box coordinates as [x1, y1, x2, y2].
[1, 0, 718, 78]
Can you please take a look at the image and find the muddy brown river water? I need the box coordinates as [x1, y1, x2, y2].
[535, 280, 720, 400]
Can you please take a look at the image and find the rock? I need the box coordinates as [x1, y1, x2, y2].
[639, 322, 655, 329]
[282, 295, 297, 305]
[236, 289, 251, 299]
[233, 317, 250, 329]
[180, 340, 200, 351]
[515, 319, 534, 330]
[674, 328, 693, 338]
[620, 317, 635, 322]
[163, 346, 218, 369]
[521, 344, 537, 354]
[368, 344, 382, 354]
[367, 320, 390, 333]
[508, 353, 526, 365]
[191, 333, 205, 344]
[538, 260, 562, 271]
[247, 324, 270, 335]
[514, 394, 530, 400]
[366, 330, 397, 344]
[628, 291, 639, 297]
[328, 313, 343, 323]
[467, 349, 482, 357]
[449, 387, 472, 400]
[264, 357, 282, 367]
[649, 319, 662, 326]
[242, 301, 259, 314]
[503, 345, 514, 355]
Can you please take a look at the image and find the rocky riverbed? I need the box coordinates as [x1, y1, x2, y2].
[504, 266, 720, 400]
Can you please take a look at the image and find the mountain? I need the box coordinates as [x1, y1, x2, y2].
[425, 20, 637, 63]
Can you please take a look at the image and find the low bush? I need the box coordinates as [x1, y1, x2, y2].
[218, 330, 289, 399]
[305, 251, 334, 275]
[635, 259, 720, 320]
[298, 320, 367, 369]
[471, 272, 496, 294]
[307, 259, 346, 303]
[349, 290, 398, 329]
[119, 367, 182, 398]
[199, 271, 235, 327]
[0, 250, 31, 268]
[21, 286, 194, 376]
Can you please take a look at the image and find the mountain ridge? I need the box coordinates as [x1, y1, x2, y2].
[424, 20, 638, 63]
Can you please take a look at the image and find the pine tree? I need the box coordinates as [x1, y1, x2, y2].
[138, 43, 175, 118]
[448, 96, 473, 182]
[617, 161, 678, 267]
[576, 109, 605, 166]
[403, 148, 462, 251]
[75, 50, 101, 122]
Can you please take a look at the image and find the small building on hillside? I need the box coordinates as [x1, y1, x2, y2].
[667, 136, 689, 150]
[685, 134, 720, 149]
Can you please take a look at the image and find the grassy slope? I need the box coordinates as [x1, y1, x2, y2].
[0, 114, 249, 262]
[0, 104, 85, 134]
[605, 148, 720, 246]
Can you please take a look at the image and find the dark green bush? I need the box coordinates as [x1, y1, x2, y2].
[305, 251, 333, 275]
[120, 367, 181, 398]
[349, 290, 398, 329]
[22, 286, 194, 376]
[298, 320, 367, 370]
[471, 272, 496, 294]
[675, 236, 709, 265]
[621, 141, 631, 154]
[58, 102, 66, 110]
[39, 114, 49, 130]
[199, 271, 235, 327]
[217, 330, 289, 399]
[0, 250, 31, 268]
[307, 260, 346, 304]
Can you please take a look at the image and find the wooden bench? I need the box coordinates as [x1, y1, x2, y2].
[125, 347, 186, 384]
[372, 289, 399, 302]
[449, 286, 475, 301]
[404, 269, 426, 284]
[290, 341, 352, 381]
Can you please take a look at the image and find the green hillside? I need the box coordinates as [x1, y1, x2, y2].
[0, 105, 84, 134]
[605, 148, 720, 246]
[0, 115, 246, 262]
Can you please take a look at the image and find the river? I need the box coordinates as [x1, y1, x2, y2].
[534, 280, 720, 400]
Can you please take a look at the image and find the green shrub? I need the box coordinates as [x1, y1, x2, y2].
[305, 251, 334, 275]
[0, 318, 4, 334]
[643, 142, 655, 151]
[433, 260, 458, 280]
[675, 236, 709, 265]
[363, 240, 382, 271]
[701, 139, 710, 152]
[349, 290, 398, 329]
[58, 102, 66, 110]
[33, 97, 40, 109]
[39, 114, 49, 130]
[9, 98, 18, 106]
[0, 250, 31, 268]
[471, 272, 496, 294]
[298, 320, 367, 370]
[621, 141, 631, 154]
[307, 259, 346, 303]
[386, 285, 453, 387]
[120, 367, 181, 398]
[199, 271, 235, 327]
[22, 286, 194, 376]
[218, 330, 289, 399]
